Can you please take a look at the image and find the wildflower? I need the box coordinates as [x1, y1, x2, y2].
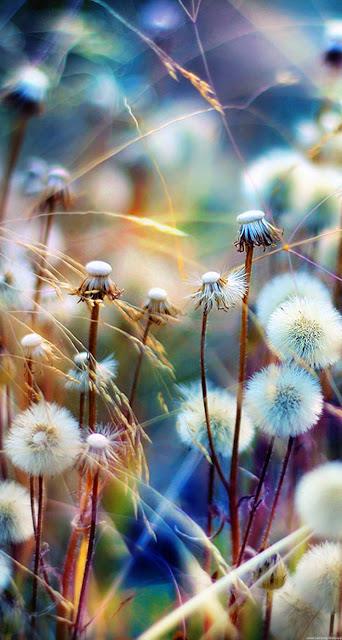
[0, 481, 34, 543]
[191, 268, 247, 313]
[256, 271, 331, 326]
[41, 165, 71, 210]
[267, 297, 342, 369]
[0, 259, 34, 309]
[271, 580, 329, 640]
[3, 65, 49, 115]
[5, 401, 81, 476]
[295, 461, 342, 539]
[253, 553, 287, 591]
[245, 364, 323, 438]
[294, 543, 342, 613]
[79, 424, 123, 471]
[65, 352, 117, 393]
[20, 332, 53, 361]
[143, 287, 179, 323]
[235, 210, 283, 252]
[176, 384, 254, 458]
[74, 260, 123, 303]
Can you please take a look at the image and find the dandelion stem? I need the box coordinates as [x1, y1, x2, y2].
[229, 244, 253, 564]
[129, 317, 152, 408]
[237, 436, 275, 566]
[72, 470, 99, 640]
[31, 474, 44, 633]
[0, 116, 28, 223]
[88, 303, 100, 431]
[329, 611, 335, 637]
[260, 437, 294, 550]
[200, 310, 230, 494]
[262, 591, 273, 640]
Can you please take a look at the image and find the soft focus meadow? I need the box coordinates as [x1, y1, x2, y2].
[0, 1, 341, 639]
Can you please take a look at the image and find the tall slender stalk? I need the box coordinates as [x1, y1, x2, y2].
[129, 317, 152, 408]
[72, 470, 99, 640]
[200, 310, 229, 494]
[237, 437, 275, 566]
[229, 245, 254, 564]
[260, 437, 294, 550]
[31, 475, 44, 634]
[0, 116, 28, 223]
[329, 611, 335, 637]
[262, 591, 273, 640]
[88, 303, 100, 431]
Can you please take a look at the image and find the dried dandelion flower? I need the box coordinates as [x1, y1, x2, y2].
[20, 332, 53, 361]
[295, 461, 342, 539]
[271, 580, 329, 640]
[0, 481, 34, 543]
[79, 424, 123, 471]
[192, 269, 247, 313]
[253, 553, 287, 591]
[74, 260, 123, 303]
[3, 65, 49, 115]
[245, 364, 323, 438]
[41, 165, 71, 210]
[143, 287, 179, 323]
[176, 384, 254, 458]
[235, 210, 283, 252]
[294, 543, 342, 613]
[0, 259, 34, 309]
[5, 402, 81, 477]
[267, 297, 342, 369]
[256, 271, 331, 326]
[66, 352, 117, 393]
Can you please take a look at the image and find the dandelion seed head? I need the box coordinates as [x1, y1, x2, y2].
[21, 332, 52, 361]
[66, 352, 117, 393]
[176, 384, 254, 458]
[235, 209, 283, 252]
[295, 462, 342, 539]
[0, 481, 34, 544]
[256, 271, 331, 326]
[3, 65, 49, 115]
[5, 402, 81, 476]
[271, 579, 330, 640]
[294, 542, 342, 613]
[245, 364, 323, 438]
[148, 287, 168, 301]
[75, 260, 122, 302]
[80, 424, 123, 471]
[267, 297, 342, 368]
[192, 268, 247, 313]
[143, 286, 179, 322]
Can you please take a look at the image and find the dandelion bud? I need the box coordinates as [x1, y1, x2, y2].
[0, 481, 34, 544]
[176, 384, 254, 458]
[74, 260, 123, 302]
[21, 332, 53, 361]
[253, 553, 287, 591]
[5, 401, 82, 477]
[295, 461, 342, 539]
[294, 543, 342, 613]
[143, 287, 179, 323]
[245, 364, 323, 438]
[267, 297, 342, 369]
[192, 268, 247, 313]
[3, 65, 49, 116]
[235, 210, 283, 252]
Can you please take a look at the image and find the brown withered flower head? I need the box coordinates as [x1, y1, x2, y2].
[74, 260, 123, 303]
[235, 210, 283, 253]
[142, 287, 179, 325]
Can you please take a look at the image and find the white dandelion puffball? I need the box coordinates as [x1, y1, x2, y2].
[295, 462, 342, 539]
[176, 384, 254, 458]
[66, 352, 117, 393]
[271, 580, 329, 640]
[0, 481, 34, 544]
[256, 272, 331, 326]
[0, 552, 11, 591]
[5, 402, 82, 477]
[267, 297, 342, 369]
[245, 364, 323, 438]
[192, 268, 247, 313]
[294, 543, 342, 613]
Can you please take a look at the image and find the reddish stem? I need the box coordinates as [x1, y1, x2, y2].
[88, 304, 100, 431]
[0, 116, 28, 223]
[31, 475, 44, 633]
